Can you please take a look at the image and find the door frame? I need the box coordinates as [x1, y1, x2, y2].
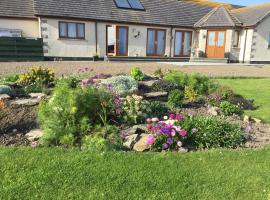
[146, 28, 166, 57]
[116, 26, 129, 56]
[174, 30, 193, 57]
[205, 30, 226, 58]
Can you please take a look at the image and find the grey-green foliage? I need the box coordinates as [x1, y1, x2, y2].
[0, 85, 15, 96]
[101, 76, 138, 96]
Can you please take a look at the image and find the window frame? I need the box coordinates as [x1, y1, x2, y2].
[174, 30, 193, 57]
[113, 0, 145, 11]
[146, 28, 166, 57]
[233, 30, 240, 48]
[58, 21, 85, 40]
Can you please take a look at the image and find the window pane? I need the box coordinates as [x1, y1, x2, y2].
[183, 32, 191, 56]
[115, 0, 131, 8]
[59, 22, 67, 37]
[208, 32, 215, 46]
[128, 0, 144, 9]
[68, 23, 77, 38]
[217, 32, 225, 47]
[234, 31, 239, 47]
[174, 31, 183, 56]
[77, 24, 85, 38]
[118, 27, 128, 55]
[147, 30, 155, 55]
[156, 30, 165, 55]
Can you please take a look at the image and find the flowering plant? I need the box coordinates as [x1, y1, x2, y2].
[146, 113, 188, 151]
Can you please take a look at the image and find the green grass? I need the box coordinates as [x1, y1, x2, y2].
[218, 78, 270, 123]
[1, 147, 270, 200]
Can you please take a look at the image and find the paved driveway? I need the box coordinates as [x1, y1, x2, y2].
[0, 61, 270, 77]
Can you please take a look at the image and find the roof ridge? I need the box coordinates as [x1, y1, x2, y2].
[221, 6, 235, 26]
[232, 2, 270, 13]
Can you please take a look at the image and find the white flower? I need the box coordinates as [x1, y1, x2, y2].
[163, 116, 168, 120]
[177, 141, 183, 147]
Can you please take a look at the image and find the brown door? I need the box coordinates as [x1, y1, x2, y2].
[206, 30, 226, 58]
[116, 26, 129, 56]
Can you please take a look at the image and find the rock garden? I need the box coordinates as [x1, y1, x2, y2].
[1, 66, 270, 150]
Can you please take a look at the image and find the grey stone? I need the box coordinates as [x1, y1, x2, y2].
[178, 147, 188, 153]
[123, 134, 140, 149]
[29, 93, 46, 99]
[144, 92, 168, 101]
[139, 80, 159, 88]
[133, 134, 150, 152]
[208, 106, 220, 116]
[121, 124, 147, 137]
[252, 118, 262, 124]
[25, 129, 44, 142]
[0, 94, 11, 101]
[10, 98, 40, 106]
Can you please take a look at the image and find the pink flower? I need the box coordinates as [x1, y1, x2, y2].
[146, 118, 152, 124]
[31, 141, 39, 148]
[146, 124, 152, 130]
[169, 114, 175, 120]
[146, 135, 155, 145]
[179, 129, 187, 137]
[175, 114, 184, 121]
[171, 129, 176, 137]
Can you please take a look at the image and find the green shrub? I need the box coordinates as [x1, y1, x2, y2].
[177, 116, 244, 149]
[164, 71, 217, 95]
[219, 101, 242, 116]
[167, 89, 185, 109]
[151, 80, 183, 92]
[122, 94, 151, 125]
[23, 82, 44, 94]
[130, 67, 144, 81]
[2, 74, 20, 83]
[216, 86, 235, 100]
[0, 85, 16, 96]
[17, 66, 55, 87]
[149, 101, 169, 118]
[81, 135, 108, 152]
[184, 86, 198, 103]
[101, 76, 138, 96]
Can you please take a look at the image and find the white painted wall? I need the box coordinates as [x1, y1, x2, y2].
[0, 18, 39, 38]
[250, 16, 270, 62]
[239, 29, 254, 63]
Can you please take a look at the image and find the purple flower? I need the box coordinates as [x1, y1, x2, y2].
[163, 143, 169, 150]
[167, 138, 173, 144]
[160, 127, 171, 135]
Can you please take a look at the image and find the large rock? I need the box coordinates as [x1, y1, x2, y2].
[29, 93, 46, 99]
[121, 124, 147, 137]
[0, 94, 10, 101]
[10, 98, 40, 106]
[123, 134, 140, 149]
[144, 92, 168, 101]
[25, 129, 44, 142]
[133, 134, 150, 152]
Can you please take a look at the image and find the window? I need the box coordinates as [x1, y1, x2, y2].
[59, 22, 85, 39]
[233, 30, 240, 47]
[114, 0, 144, 10]
[147, 29, 166, 56]
[174, 30, 192, 57]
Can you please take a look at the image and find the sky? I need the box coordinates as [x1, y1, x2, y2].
[212, 0, 270, 6]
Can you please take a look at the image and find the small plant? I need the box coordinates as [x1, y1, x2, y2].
[0, 85, 16, 96]
[184, 86, 198, 103]
[130, 67, 145, 81]
[153, 68, 164, 78]
[219, 101, 242, 116]
[101, 76, 138, 96]
[2, 74, 20, 83]
[81, 135, 108, 152]
[122, 94, 151, 125]
[167, 89, 185, 109]
[149, 101, 169, 118]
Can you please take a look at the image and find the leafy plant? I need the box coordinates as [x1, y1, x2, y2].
[130, 67, 145, 81]
[1, 74, 20, 83]
[101, 76, 138, 96]
[148, 101, 169, 118]
[153, 68, 164, 78]
[81, 135, 108, 152]
[184, 86, 198, 103]
[177, 116, 244, 149]
[219, 101, 242, 116]
[0, 85, 16, 96]
[167, 89, 185, 109]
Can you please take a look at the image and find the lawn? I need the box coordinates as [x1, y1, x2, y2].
[1, 147, 270, 200]
[218, 78, 270, 123]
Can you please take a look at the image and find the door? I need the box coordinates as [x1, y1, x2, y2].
[174, 30, 192, 57]
[206, 30, 226, 58]
[116, 26, 128, 56]
[147, 29, 166, 56]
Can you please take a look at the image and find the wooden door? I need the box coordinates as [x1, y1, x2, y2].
[116, 26, 128, 56]
[206, 30, 226, 58]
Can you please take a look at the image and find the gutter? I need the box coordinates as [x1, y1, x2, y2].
[242, 29, 248, 63]
[95, 21, 98, 56]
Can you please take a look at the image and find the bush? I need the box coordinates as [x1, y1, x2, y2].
[17, 66, 55, 87]
[148, 101, 169, 118]
[130, 67, 144, 81]
[219, 101, 242, 116]
[177, 116, 244, 149]
[164, 71, 217, 95]
[167, 89, 185, 109]
[122, 95, 151, 125]
[1, 74, 20, 83]
[184, 86, 198, 103]
[0, 85, 16, 96]
[151, 80, 183, 92]
[101, 76, 138, 96]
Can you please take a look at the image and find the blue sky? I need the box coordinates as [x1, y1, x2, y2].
[212, 0, 269, 6]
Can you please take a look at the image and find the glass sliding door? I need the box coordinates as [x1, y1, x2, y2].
[116, 26, 128, 56]
[147, 29, 166, 56]
[174, 30, 192, 57]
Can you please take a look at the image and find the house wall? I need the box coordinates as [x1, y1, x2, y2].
[40, 18, 194, 58]
[250, 16, 270, 62]
[239, 29, 254, 63]
[0, 18, 39, 38]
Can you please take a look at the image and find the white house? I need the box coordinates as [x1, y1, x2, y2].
[0, 0, 269, 63]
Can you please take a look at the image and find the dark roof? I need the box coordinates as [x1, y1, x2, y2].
[232, 3, 270, 26]
[195, 6, 242, 28]
[33, 0, 213, 27]
[0, 0, 35, 18]
[181, 0, 244, 10]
